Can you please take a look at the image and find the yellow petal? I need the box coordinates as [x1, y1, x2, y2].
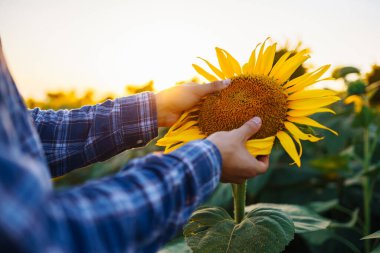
[262, 43, 277, 76]
[246, 136, 275, 148]
[192, 64, 218, 82]
[287, 108, 336, 117]
[287, 134, 303, 166]
[277, 131, 301, 167]
[157, 128, 205, 146]
[197, 57, 225, 79]
[165, 142, 185, 153]
[287, 89, 337, 100]
[344, 95, 361, 104]
[285, 121, 323, 142]
[168, 108, 199, 134]
[242, 63, 249, 74]
[283, 72, 312, 89]
[167, 113, 191, 134]
[287, 96, 340, 110]
[285, 65, 331, 93]
[289, 77, 334, 94]
[247, 43, 260, 74]
[293, 135, 303, 161]
[215, 47, 234, 77]
[253, 39, 269, 74]
[169, 120, 198, 134]
[277, 56, 310, 84]
[275, 49, 311, 84]
[287, 116, 338, 136]
[246, 136, 275, 156]
[269, 51, 292, 78]
[246, 146, 273, 156]
[344, 95, 363, 113]
[221, 49, 241, 75]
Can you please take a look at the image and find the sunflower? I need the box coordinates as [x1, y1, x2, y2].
[157, 39, 340, 166]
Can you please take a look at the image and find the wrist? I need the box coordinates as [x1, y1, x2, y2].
[155, 92, 168, 127]
[155, 91, 179, 127]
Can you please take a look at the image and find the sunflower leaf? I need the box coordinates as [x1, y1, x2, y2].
[246, 203, 331, 233]
[159, 237, 191, 253]
[361, 230, 380, 240]
[370, 245, 380, 253]
[332, 66, 360, 79]
[183, 206, 294, 253]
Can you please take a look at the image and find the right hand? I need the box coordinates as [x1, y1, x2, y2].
[207, 117, 270, 183]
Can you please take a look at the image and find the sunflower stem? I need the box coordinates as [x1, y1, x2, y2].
[233, 180, 247, 223]
[363, 127, 372, 253]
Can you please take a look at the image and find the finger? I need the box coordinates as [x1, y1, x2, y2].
[233, 178, 245, 184]
[238, 152, 269, 177]
[183, 82, 199, 86]
[221, 175, 244, 184]
[234, 117, 262, 141]
[255, 155, 270, 174]
[195, 79, 231, 96]
[257, 155, 269, 164]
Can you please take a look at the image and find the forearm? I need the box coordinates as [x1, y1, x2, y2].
[30, 92, 158, 177]
[3, 140, 221, 253]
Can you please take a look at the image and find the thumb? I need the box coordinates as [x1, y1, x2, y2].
[196, 79, 231, 96]
[235, 117, 262, 141]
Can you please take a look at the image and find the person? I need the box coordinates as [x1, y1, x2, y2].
[0, 38, 269, 253]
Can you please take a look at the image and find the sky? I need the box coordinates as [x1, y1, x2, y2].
[0, 0, 379, 99]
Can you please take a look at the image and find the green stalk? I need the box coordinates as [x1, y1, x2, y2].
[232, 180, 247, 223]
[363, 128, 372, 253]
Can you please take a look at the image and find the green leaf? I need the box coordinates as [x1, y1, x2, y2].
[159, 237, 192, 253]
[370, 244, 380, 253]
[332, 66, 360, 79]
[362, 230, 380, 240]
[184, 206, 294, 253]
[307, 199, 338, 213]
[246, 203, 331, 233]
[302, 231, 362, 253]
[330, 209, 359, 228]
[363, 162, 380, 178]
[301, 229, 333, 246]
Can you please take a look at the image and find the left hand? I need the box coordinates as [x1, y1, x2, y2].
[155, 79, 231, 127]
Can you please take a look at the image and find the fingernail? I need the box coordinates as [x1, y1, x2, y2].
[251, 117, 262, 125]
[222, 79, 231, 87]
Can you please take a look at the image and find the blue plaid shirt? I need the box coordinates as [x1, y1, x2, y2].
[0, 40, 221, 253]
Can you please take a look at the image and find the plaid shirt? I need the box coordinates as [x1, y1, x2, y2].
[0, 40, 221, 253]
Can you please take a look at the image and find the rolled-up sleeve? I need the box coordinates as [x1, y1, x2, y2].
[29, 92, 158, 177]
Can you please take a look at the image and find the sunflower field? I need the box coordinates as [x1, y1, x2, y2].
[28, 43, 380, 253]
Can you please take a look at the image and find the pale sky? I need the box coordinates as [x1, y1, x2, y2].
[1, 0, 379, 98]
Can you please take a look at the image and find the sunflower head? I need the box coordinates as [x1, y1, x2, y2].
[198, 75, 288, 139]
[157, 39, 340, 167]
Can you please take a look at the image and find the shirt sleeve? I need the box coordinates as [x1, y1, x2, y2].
[29, 92, 158, 177]
[0, 140, 221, 253]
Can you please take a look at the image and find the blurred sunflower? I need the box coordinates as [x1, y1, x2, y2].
[157, 39, 340, 166]
[344, 95, 363, 113]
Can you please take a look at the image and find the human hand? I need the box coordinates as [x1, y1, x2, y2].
[207, 117, 270, 183]
[155, 79, 231, 127]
